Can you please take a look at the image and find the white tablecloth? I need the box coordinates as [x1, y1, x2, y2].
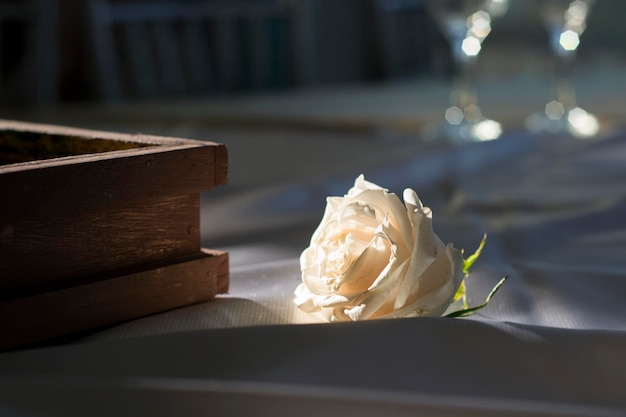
[1, 129, 625, 416]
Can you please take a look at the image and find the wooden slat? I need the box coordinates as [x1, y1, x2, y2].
[0, 121, 228, 199]
[109, 2, 180, 22]
[182, 19, 213, 94]
[31, 0, 59, 104]
[0, 3, 29, 20]
[87, 0, 124, 101]
[373, 0, 433, 79]
[152, 20, 188, 96]
[87, 0, 298, 98]
[0, 193, 200, 295]
[0, 141, 227, 219]
[122, 21, 159, 98]
[215, 18, 240, 92]
[290, 0, 317, 86]
[0, 119, 223, 148]
[249, 16, 270, 89]
[0, 249, 229, 352]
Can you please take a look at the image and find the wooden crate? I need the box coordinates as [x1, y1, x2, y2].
[0, 120, 229, 351]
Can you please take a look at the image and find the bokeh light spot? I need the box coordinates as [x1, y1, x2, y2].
[559, 30, 580, 51]
[472, 119, 502, 141]
[462, 36, 482, 56]
[444, 106, 464, 125]
[568, 107, 600, 137]
[545, 100, 565, 120]
[469, 11, 491, 39]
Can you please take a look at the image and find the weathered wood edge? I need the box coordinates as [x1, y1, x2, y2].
[0, 119, 220, 147]
[0, 146, 227, 219]
[0, 249, 229, 351]
[0, 126, 226, 176]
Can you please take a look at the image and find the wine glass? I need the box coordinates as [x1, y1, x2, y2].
[525, 0, 599, 138]
[423, 0, 509, 144]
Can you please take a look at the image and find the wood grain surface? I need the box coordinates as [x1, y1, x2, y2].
[0, 194, 201, 296]
[0, 250, 229, 351]
[0, 120, 229, 351]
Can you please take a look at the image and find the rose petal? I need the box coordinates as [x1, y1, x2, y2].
[347, 284, 395, 320]
[350, 189, 414, 252]
[393, 200, 438, 309]
[344, 252, 409, 320]
[392, 242, 464, 316]
[336, 234, 391, 295]
[362, 260, 411, 319]
[309, 197, 343, 244]
[402, 188, 424, 211]
[337, 201, 380, 237]
[300, 247, 328, 293]
[347, 174, 385, 197]
[342, 303, 367, 321]
[293, 283, 319, 312]
[294, 283, 352, 311]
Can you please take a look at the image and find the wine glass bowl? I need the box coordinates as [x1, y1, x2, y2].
[423, 0, 509, 144]
[526, 0, 599, 138]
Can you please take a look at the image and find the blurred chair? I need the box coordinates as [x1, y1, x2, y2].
[371, 0, 446, 80]
[86, 0, 301, 101]
[0, 0, 58, 104]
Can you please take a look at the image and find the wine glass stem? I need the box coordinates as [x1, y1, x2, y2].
[450, 39, 478, 110]
[551, 32, 576, 110]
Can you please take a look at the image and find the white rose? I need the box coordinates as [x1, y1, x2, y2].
[294, 175, 464, 322]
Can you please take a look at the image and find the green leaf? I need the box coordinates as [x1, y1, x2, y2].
[452, 280, 467, 305]
[444, 276, 507, 318]
[463, 233, 487, 275]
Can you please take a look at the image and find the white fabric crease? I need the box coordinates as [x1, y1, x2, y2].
[1, 131, 626, 416]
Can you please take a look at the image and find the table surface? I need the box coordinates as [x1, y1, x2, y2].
[1, 111, 626, 416]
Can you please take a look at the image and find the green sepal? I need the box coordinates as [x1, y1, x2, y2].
[452, 234, 487, 308]
[444, 276, 507, 318]
[452, 280, 467, 306]
[463, 233, 487, 275]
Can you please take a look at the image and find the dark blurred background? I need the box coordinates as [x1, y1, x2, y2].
[0, 0, 624, 108]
